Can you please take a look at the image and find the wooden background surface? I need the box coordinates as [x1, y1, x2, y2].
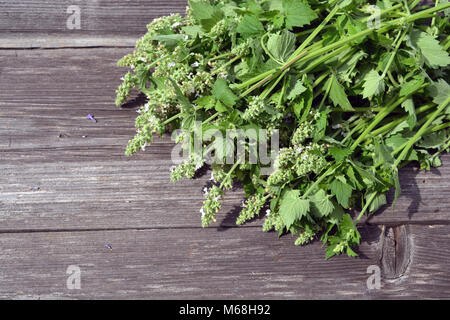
[0, 0, 449, 299]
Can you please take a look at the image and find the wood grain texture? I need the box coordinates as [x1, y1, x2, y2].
[0, 0, 448, 300]
[0, 225, 448, 299]
[0, 48, 449, 232]
[0, 0, 187, 37]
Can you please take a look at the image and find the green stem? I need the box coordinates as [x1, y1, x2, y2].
[381, 28, 408, 79]
[209, 51, 237, 61]
[303, 45, 351, 74]
[318, 74, 334, 111]
[219, 160, 241, 190]
[350, 96, 404, 150]
[431, 0, 439, 28]
[393, 96, 450, 167]
[261, 69, 288, 99]
[302, 164, 338, 198]
[355, 192, 377, 222]
[288, 4, 341, 62]
[235, 69, 276, 91]
[365, 103, 435, 140]
[213, 54, 243, 74]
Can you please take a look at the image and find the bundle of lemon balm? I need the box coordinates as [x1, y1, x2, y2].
[116, 0, 450, 259]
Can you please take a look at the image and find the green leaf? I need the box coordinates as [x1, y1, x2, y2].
[392, 167, 401, 210]
[362, 70, 385, 99]
[182, 25, 204, 37]
[328, 147, 352, 162]
[336, 51, 367, 83]
[282, 0, 317, 29]
[313, 111, 328, 142]
[266, 30, 296, 63]
[386, 134, 407, 151]
[329, 76, 354, 111]
[328, 202, 345, 224]
[167, 78, 194, 112]
[368, 192, 387, 213]
[410, 30, 450, 68]
[310, 189, 334, 218]
[195, 95, 216, 110]
[279, 190, 310, 229]
[188, 0, 223, 32]
[286, 79, 307, 101]
[429, 79, 450, 106]
[150, 34, 185, 49]
[325, 243, 338, 260]
[214, 100, 228, 113]
[339, 214, 358, 239]
[236, 15, 265, 38]
[374, 139, 394, 167]
[388, 120, 410, 137]
[417, 130, 447, 149]
[399, 77, 424, 97]
[212, 78, 238, 107]
[401, 98, 416, 128]
[329, 179, 353, 208]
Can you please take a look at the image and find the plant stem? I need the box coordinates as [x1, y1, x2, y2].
[288, 4, 341, 62]
[219, 160, 241, 189]
[381, 28, 408, 79]
[393, 96, 450, 167]
[364, 103, 435, 140]
[350, 96, 404, 150]
[355, 192, 377, 222]
[213, 54, 243, 74]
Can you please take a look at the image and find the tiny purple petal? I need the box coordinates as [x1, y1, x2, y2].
[87, 114, 97, 123]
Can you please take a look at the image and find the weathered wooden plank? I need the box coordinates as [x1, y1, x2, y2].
[0, 225, 448, 299]
[0, 33, 137, 49]
[374, 225, 450, 299]
[0, 48, 449, 232]
[0, 0, 187, 41]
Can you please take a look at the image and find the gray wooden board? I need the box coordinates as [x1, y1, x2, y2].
[0, 48, 449, 232]
[0, 0, 187, 38]
[0, 0, 448, 300]
[0, 224, 448, 299]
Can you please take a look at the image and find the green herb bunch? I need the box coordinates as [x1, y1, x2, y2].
[116, 0, 450, 259]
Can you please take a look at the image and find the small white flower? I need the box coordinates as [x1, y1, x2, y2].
[168, 62, 176, 68]
[214, 196, 220, 201]
[191, 61, 199, 68]
[138, 57, 147, 63]
[184, 35, 189, 40]
[200, 208, 205, 217]
[141, 142, 147, 151]
[210, 172, 215, 181]
[265, 209, 271, 217]
[302, 155, 308, 160]
[171, 22, 181, 28]
[332, 123, 342, 129]
[241, 200, 246, 208]
[296, 147, 303, 153]
[203, 187, 209, 195]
